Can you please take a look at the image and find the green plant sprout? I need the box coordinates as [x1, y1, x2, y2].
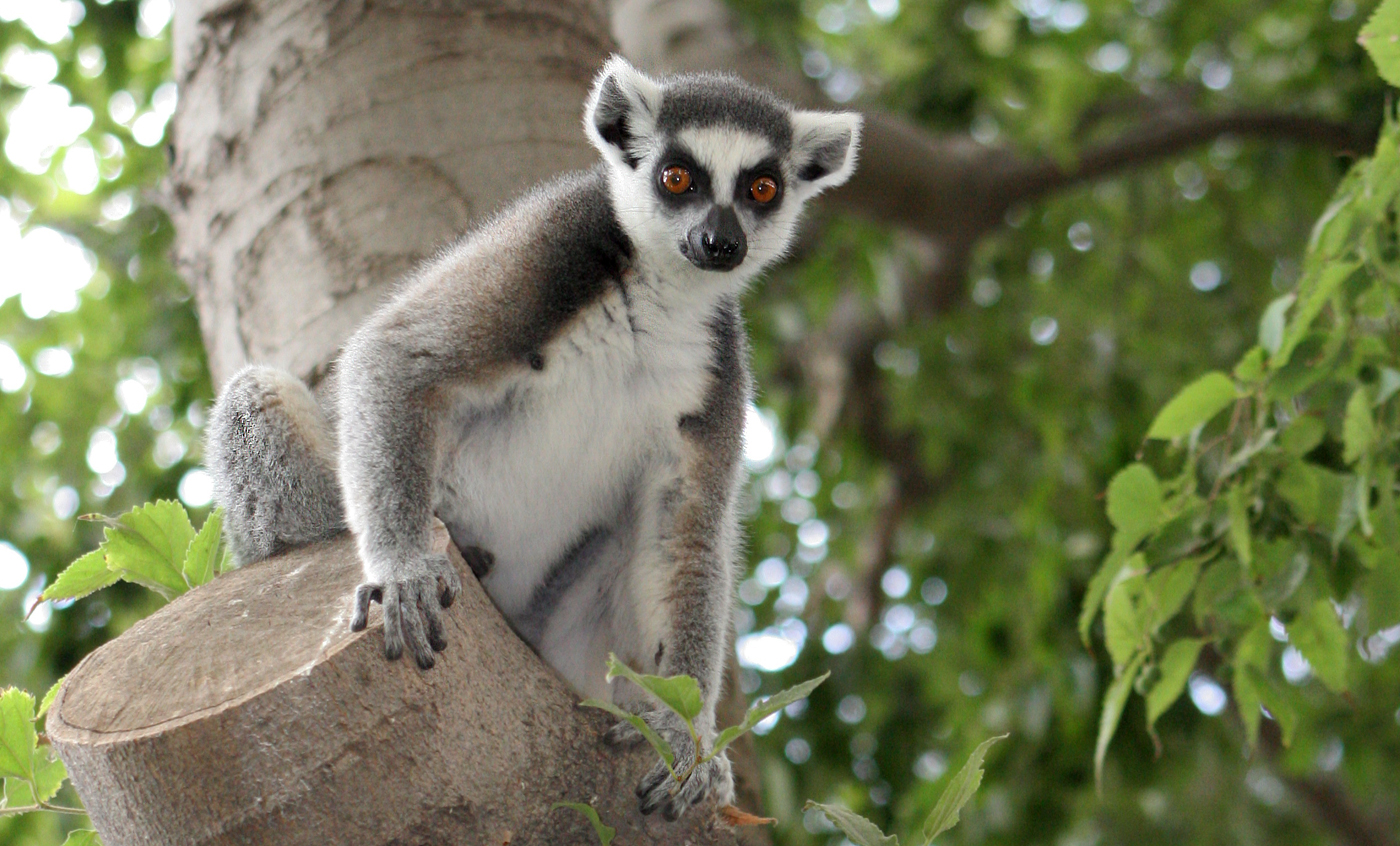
[805, 733, 1008, 846]
[581, 653, 829, 787]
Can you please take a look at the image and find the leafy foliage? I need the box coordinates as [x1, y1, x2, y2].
[1083, 112, 1400, 778]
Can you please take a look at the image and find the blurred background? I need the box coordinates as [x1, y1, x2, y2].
[1, 1, 1396, 844]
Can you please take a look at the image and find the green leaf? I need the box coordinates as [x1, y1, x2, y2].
[183, 508, 225, 589]
[1095, 650, 1146, 792]
[602, 654, 702, 726]
[1146, 639, 1205, 727]
[1079, 551, 1127, 645]
[1276, 461, 1321, 524]
[1342, 388, 1376, 465]
[1279, 416, 1326, 457]
[1226, 486, 1252, 568]
[1273, 260, 1359, 369]
[1103, 563, 1147, 670]
[803, 801, 898, 846]
[1106, 464, 1162, 545]
[1146, 372, 1237, 440]
[919, 734, 1008, 845]
[1258, 295, 1294, 356]
[1288, 599, 1350, 693]
[713, 672, 829, 756]
[30, 748, 67, 803]
[1360, 0, 1400, 87]
[40, 548, 119, 604]
[103, 500, 196, 599]
[1233, 346, 1267, 384]
[1365, 547, 1400, 628]
[578, 699, 674, 769]
[0, 689, 37, 781]
[37, 675, 66, 722]
[551, 802, 615, 846]
[1234, 664, 1264, 748]
[1146, 557, 1203, 632]
[1256, 675, 1299, 748]
[60, 832, 102, 846]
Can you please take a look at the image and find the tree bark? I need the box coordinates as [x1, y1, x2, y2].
[49, 1, 762, 843]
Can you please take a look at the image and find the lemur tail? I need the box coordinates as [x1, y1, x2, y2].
[205, 365, 346, 564]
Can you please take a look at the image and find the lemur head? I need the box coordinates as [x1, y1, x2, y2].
[584, 56, 861, 286]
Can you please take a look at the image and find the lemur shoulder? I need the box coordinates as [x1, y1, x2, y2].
[205, 56, 860, 821]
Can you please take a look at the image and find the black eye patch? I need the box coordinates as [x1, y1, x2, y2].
[653, 145, 711, 205]
[735, 156, 785, 214]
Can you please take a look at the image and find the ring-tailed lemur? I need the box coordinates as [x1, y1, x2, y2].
[205, 56, 859, 820]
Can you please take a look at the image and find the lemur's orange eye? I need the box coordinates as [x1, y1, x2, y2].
[749, 176, 778, 203]
[662, 166, 692, 194]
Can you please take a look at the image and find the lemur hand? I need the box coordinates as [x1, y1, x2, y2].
[349, 552, 462, 669]
[604, 708, 735, 821]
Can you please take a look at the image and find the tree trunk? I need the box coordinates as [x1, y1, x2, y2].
[47, 1, 761, 843]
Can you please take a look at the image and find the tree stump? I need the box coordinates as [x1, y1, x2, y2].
[48, 525, 742, 845]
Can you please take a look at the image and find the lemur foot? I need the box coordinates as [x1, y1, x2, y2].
[604, 709, 735, 821]
[349, 552, 462, 669]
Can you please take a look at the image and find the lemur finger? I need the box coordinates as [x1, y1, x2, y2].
[398, 583, 436, 670]
[421, 591, 448, 653]
[665, 760, 715, 820]
[636, 761, 672, 813]
[438, 558, 463, 607]
[349, 584, 380, 632]
[382, 583, 405, 662]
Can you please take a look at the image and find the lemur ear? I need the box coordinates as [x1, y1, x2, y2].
[584, 55, 663, 169]
[789, 110, 862, 196]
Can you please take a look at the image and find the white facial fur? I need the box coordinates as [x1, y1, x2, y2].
[583, 55, 862, 294]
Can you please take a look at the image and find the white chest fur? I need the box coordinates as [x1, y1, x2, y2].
[433, 272, 718, 620]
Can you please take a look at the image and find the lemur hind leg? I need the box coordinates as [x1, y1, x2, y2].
[205, 365, 346, 564]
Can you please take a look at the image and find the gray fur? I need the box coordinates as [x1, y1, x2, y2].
[204, 55, 860, 821]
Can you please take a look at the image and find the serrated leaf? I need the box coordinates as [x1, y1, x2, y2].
[1234, 346, 1267, 384]
[551, 802, 615, 846]
[1079, 550, 1127, 645]
[5, 775, 37, 807]
[37, 674, 66, 722]
[920, 734, 1008, 844]
[1226, 486, 1252, 568]
[183, 508, 225, 589]
[1146, 372, 1237, 440]
[0, 689, 37, 781]
[803, 801, 898, 846]
[1234, 664, 1264, 748]
[1095, 651, 1146, 792]
[602, 654, 702, 726]
[1106, 464, 1162, 545]
[713, 672, 829, 756]
[1342, 388, 1376, 465]
[30, 748, 67, 803]
[1360, 0, 1400, 87]
[1289, 599, 1350, 693]
[104, 500, 196, 599]
[1146, 639, 1205, 727]
[1258, 295, 1294, 356]
[1104, 564, 1148, 671]
[1274, 260, 1359, 368]
[1279, 416, 1326, 457]
[40, 548, 118, 604]
[1146, 556, 1203, 632]
[578, 699, 673, 769]
[60, 832, 102, 846]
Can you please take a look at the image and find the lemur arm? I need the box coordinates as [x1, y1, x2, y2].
[339, 252, 531, 669]
[663, 297, 749, 722]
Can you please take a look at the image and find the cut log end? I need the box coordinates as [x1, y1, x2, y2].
[49, 527, 740, 845]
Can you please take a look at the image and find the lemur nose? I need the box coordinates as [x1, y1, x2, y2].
[687, 205, 747, 271]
